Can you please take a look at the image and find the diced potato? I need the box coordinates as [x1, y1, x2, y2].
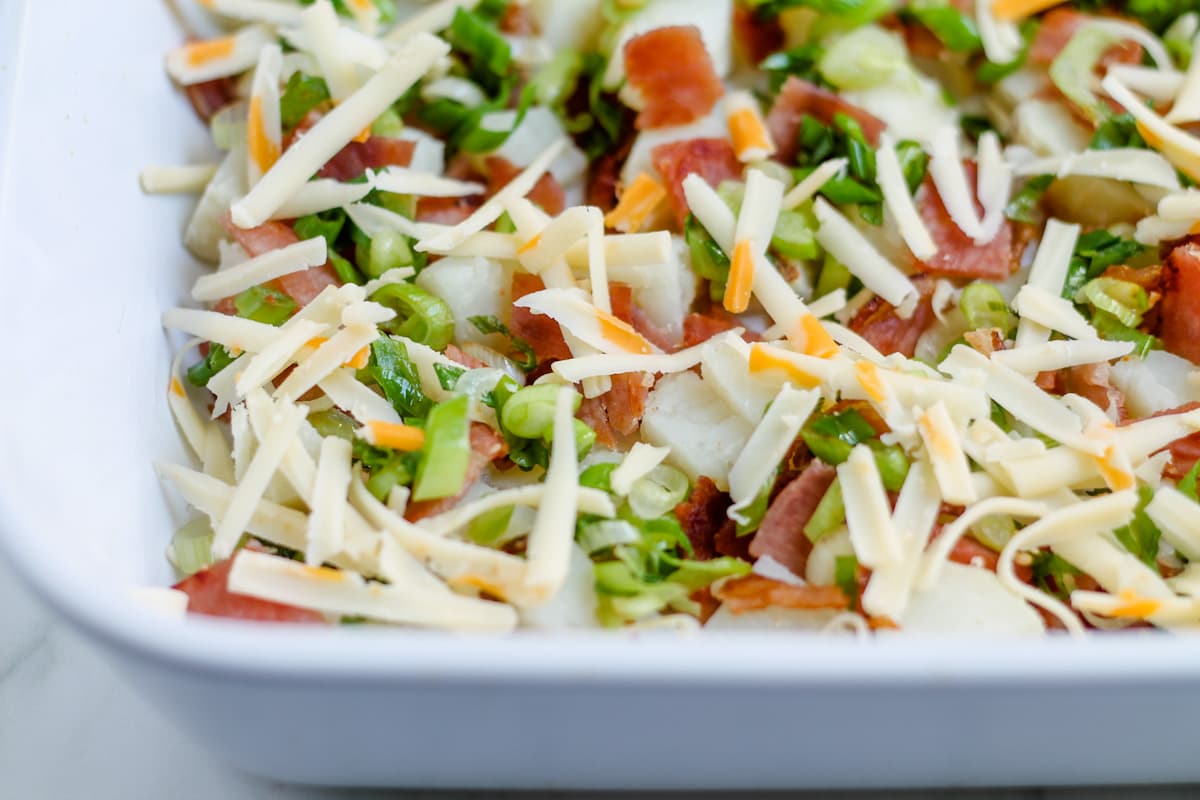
[640, 371, 753, 489]
[899, 562, 1044, 634]
[414, 256, 512, 345]
[1013, 98, 1091, 156]
[527, 0, 604, 53]
[704, 604, 843, 630]
[520, 545, 599, 629]
[1111, 350, 1200, 417]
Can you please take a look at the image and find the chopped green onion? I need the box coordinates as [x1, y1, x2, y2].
[579, 462, 617, 494]
[1063, 229, 1149, 300]
[168, 517, 215, 577]
[908, 0, 981, 52]
[818, 24, 910, 90]
[1049, 26, 1123, 123]
[293, 208, 346, 249]
[308, 408, 357, 441]
[663, 556, 752, 592]
[370, 107, 404, 138]
[685, 214, 731, 291]
[467, 505, 514, 546]
[1075, 277, 1149, 328]
[815, 252, 853, 297]
[771, 207, 820, 260]
[500, 384, 573, 439]
[804, 478, 845, 543]
[328, 251, 364, 286]
[446, 6, 512, 85]
[627, 465, 690, 520]
[279, 72, 330, 129]
[468, 315, 537, 371]
[976, 20, 1033, 84]
[834, 553, 859, 611]
[1090, 113, 1146, 151]
[233, 285, 296, 326]
[366, 336, 432, 418]
[871, 442, 911, 491]
[970, 514, 1016, 552]
[1092, 311, 1163, 358]
[594, 560, 650, 595]
[370, 282, 455, 350]
[760, 44, 827, 94]
[1114, 486, 1162, 568]
[578, 519, 641, 554]
[734, 477, 774, 537]
[412, 395, 471, 502]
[895, 140, 929, 194]
[528, 49, 584, 107]
[186, 344, 237, 387]
[354, 438, 420, 501]
[434, 363, 465, 391]
[802, 408, 878, 466]
[366, 229, 415, 279]
[959, 281, 1016, 336]
[1030, 550, 1083, 601]
[1179, 459, 1200, 502]
[1164, 12, 1197, 68]
[1005, 174, 1053, 223]
[573, 420, 597, 458]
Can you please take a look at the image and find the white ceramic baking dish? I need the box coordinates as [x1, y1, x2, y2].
[4, 0, 1200, 789]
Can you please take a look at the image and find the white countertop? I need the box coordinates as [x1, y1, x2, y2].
[1, 553, 1195, 800]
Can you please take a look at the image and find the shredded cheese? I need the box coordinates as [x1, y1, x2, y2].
[604, 172, 667, 233]
[610, 443, 672, 497]
[917, 400, 976, 506]
[839, 444, 903, 569]
[165, 25, 274, 85]
[727, 387, 819, 517]
[191, 237, 327, 302]
[523, 387, 580, 603]
[725, 90, 775, 162]
[813, 198, 917, 309]
[876, 135, 936, 260]
[231, 33, 450, 228]
[305, 436, 352, 566]
[140, 164, 219, 194]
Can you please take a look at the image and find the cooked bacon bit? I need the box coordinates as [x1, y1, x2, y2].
[650, 138, 743, 228]
[610, 282, 674, 352]
[670, 476, 755, 561]
[1030, 8, 1143, 68]
[586, 139, 633, 213]
[444, 343, 489, 370]
[405, 423, 508, 521]
[579, 395, 619, 449]
[624, 26, 724, 130]
[691, 586, 723, 624]
[510, 273, 572, 363]
[766, 77, 886, 164]
[173, 551, 325, 623]
[184, 76, 236, 123]
[318, 136, 416, 182]
[1160, 243, 1200, 365]
[218, 215, 340, 311]
[748, 461, 836, 577]
[732, 4, 784, 65]
[963, 328, 1006, 356]
[416, 195, 483, 225]
[1139, 403, 1200, 480]
[715, 574, 849, 614]
[848, 275, 936, 358]
[498, 1, 537, 35]
[1062, 362, 1128, 421]
[916, 167, 1018, 281]
[485, 156, 565, 215]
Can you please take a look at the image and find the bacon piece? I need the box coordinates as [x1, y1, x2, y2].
[623, 26, 724, 130]
[848, 274, 936, 358]
[609, 282, 673, 352]
[1140, 403, 1200, 481]
[1160, 243, 1200, 365]
[415, 196, 482, 225]
[404, 423, 508, 521]
[1062, 362, 1127, 421]
[673, 476, 754, 562]
[444, 343, 489, 370]
[579, 395, 619, 450]
[499, 1, 537, 35]
[1030, 8, 1144, 68]
[748, 461, 836, 577]
[184, 76, 237, 123]
[510, 274, 572, 363]
[586, 141, 631, 214]
[732, 5, 784, 64]
[714, 574, 849, 614]
[683, 310, 741, 348]
[964, 328, 1006, 356]
[916, 167, 1017, 281]
[173, 551, 326, 623]
[485, 156, 565, 215]
[318, 136, 416, 181]
[651, 138, 743, 228]
[218, 216, 340, 311]
[766, 76, 886, 164]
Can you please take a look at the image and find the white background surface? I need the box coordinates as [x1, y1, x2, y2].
[0, 555, 1196, 800]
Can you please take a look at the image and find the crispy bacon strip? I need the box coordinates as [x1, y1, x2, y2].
[916, 166, 1018, 281]
[624, 26, 725, 130]
[714, 574, 849, 614]
[1160, 243, 1200, 366]
[185, 76, 237, 123]
[748, 462, 836, 577]
[650, 138, 742, 228]
[848, 275, 936, 358]
[173, 550, 326, 623]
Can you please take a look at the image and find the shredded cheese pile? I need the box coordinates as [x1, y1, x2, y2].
[144, 0, 1200, 635]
